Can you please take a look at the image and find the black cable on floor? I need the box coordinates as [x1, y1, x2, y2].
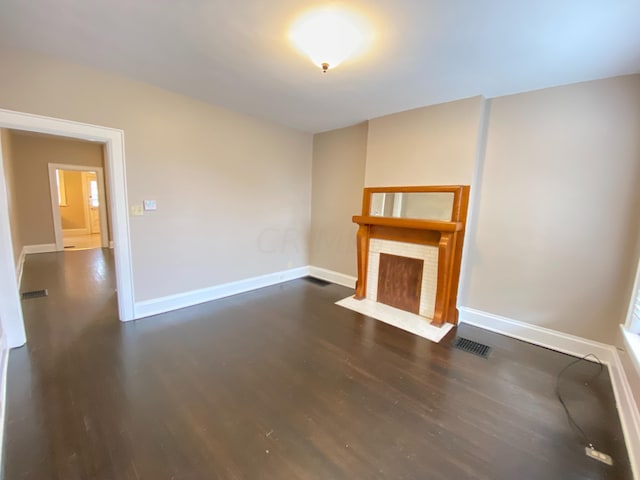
[555, 353, 604, 449]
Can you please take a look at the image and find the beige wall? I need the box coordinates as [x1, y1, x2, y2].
[59, 170, 86, 230]
[464, 75, 640, 344]
[8, 131, 106, 245]
[0, 48, 312, 301]
[311, 97, 485, 278]
[365, 96, 484, 187]
[310, 122, 368, 277]
[0, 129, 22, 268]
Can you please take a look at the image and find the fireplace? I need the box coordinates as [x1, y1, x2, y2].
[352, 185, 470, 327]
[366, 239, 438, 318]
[377, 253, 424, 314]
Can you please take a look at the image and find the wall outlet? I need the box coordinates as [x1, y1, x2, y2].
[130, 204, 144, 216]
[585, 447, 613, 466]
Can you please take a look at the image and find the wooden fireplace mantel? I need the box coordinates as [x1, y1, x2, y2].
[353, 185, 470, 327]
[352, 215, 463, 232]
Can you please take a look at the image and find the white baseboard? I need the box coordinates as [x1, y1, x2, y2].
[134, 266, 310, 319]
[15, 247, 25, 289]
[134, 265, 356, 319]
[459, 306, 639, 479]
[459, 306, 616, 362]
[23, 244, 57, 255]
[308, 266, 356, 289]
[62, 228, 90, 235]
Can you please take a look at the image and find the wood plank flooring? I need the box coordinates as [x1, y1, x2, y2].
[3, 249, 633, 479]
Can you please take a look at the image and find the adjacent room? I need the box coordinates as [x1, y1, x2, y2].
[57, 168, 104, 251]
[0, 1, 639, 479]
[3, 131, 111, 256]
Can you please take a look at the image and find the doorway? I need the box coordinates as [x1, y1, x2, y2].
[48, 164, 109, 251]
[0, 108, 135, 349]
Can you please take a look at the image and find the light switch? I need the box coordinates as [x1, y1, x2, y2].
[143, 200, 157, 211]
[130, 204, 144, 216]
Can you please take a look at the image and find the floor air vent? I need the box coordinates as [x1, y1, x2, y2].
[304, 277, 330, 287]
[21, 289, 48, 300]
[454, 337, 491, 358]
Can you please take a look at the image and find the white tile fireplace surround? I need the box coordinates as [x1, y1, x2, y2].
[337, 237, 452, 344]
[366, 238, 438, 319]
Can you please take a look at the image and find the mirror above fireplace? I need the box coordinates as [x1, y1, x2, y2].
[370, 191, 455, 221]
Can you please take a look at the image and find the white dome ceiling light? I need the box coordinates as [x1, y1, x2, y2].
[289, 6, 373, 73]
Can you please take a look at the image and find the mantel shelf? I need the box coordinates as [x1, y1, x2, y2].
[352, 215, 463, 232]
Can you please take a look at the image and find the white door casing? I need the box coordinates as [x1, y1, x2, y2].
[0, 108, 135, 348]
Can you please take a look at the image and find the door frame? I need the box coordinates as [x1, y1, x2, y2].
[48, 164, 109, 250]
[0, 108, 135, 348]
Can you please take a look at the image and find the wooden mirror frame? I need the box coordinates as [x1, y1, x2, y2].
[353, 185, 470, 326]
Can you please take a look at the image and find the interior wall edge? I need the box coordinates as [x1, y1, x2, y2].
[15, 246, 26, 290]
[309, 121, 368, 276]
[0, 127, 26, 348]
[457, 96, 491, 305]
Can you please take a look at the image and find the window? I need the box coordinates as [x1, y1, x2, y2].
[56, 169, 67, 206]
[627, 258, 640, 334]
[623, 265, 640, 376]
[632, 292, 640, 334]
[89, 179, 99, 207]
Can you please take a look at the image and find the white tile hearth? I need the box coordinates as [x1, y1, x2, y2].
[336, 296, 454, 343]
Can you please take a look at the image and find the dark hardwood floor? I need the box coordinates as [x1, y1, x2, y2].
[3, 249, 632, 479]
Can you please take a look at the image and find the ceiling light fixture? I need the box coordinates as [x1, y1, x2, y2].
[289, 6, 371, 73]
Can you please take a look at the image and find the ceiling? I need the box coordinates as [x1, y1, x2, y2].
[0, 0, 639, 133]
